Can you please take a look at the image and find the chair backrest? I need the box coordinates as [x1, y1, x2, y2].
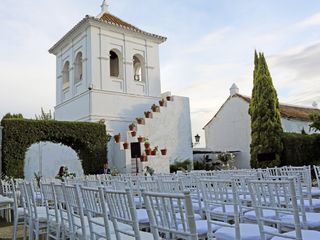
[314, 165, 320, 189]
[53, 184, 70, 234]
[24, 182, 40, 219]
[248, 178, 302, 240]
[142, 190, 198, 240]
[41, 183, 59, 224]
[199, 178, 242, 239]
[103, 188, 141, 240]
[80, 185, 112, 240]
[62, 183, 87, 238]
[158, 179, 183, 193]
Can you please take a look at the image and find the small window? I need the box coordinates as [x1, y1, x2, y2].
[133, 54, 145, 82]
[110, 50, 119, 77]
[74, 52, 83, 84]
[62, 61, 70, 89]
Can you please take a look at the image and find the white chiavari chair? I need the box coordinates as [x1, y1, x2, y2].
[200, 178, 277, 240]
[248, 178, 320, 240]
[142, 189, 199, 240]
[104, 188, 154, 240]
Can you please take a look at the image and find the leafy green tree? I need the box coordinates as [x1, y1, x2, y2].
[309, 112, 320, 132]
[248, 52, 283, 168]
[2, 113, 24, 121]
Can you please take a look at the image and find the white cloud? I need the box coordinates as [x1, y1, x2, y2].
[297, 12, 320, 28]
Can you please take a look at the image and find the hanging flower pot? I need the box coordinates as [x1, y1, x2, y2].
[140, 155, 148, 162]
[138, 136, 145, 143]
[114, 133, 121, 143]
[123, 142, 129, 149]
[144, 140, 150, 149]
[145, 148, 151, 155]
[166, 96, 172, 101]
[144, 111, 152, 118]
[131, 131, 137, 137]
[160, 148, 167, 155]
[151, 104, 160, 112]
[129, 123, 136, 131]
[159, 99, 166, 107]
[136, 117, 145, 125]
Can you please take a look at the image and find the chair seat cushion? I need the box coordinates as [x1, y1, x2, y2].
[244, 209, 279, 221]
[0, 196, 14, 204]
[271, 230, 320, 240]
[298, 199, 320, 209]
[212, 205, 249, 216]
[215, 223, 277, 240]
[136, 209, 149, 224]
[178, 219, 225, 236]
[280, 212, 320, 228]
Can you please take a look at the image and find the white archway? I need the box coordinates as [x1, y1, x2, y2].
[24, 141, 84, 180]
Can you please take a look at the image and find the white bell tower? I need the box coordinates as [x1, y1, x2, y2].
[49, 1, 167, 133]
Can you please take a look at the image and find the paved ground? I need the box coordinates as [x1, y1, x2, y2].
[0, 217, 24, 240]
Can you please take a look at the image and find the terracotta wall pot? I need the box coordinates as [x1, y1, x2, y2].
[166, 96, 172, 101]
[159, 100, 164, 107]
[151, 150, 156, 156]
[144, 112, 152, 118]
[145, 148, 151, 155]
[137, 118, 144, 124]
[144, 143, 150, 149]
[114, 134, 121, 143]
[138, 137, 144, 143]
[131, 131, 137, 137]
[140, 155, 148, 162]
[123, 142, 129, 149]
[161, 149, 167, 155]
[151, 106, 159, 112]
[129, 125, 135, 131]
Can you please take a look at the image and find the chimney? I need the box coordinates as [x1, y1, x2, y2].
[230, 83, 239, 96]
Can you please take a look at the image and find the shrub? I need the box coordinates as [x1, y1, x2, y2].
[170, 159, 192, 173]
[281, 133, 320, 166]
[1, 119, 110, 178]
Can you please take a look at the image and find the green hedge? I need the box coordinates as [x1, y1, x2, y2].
[1, 119, 110, 178]
[281, 133, 320, 166]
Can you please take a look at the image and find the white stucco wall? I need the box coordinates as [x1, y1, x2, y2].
[281, 118, 314, 134]
[24, 142, 84, 180]
[204, 97, 251, 169]
[110, 95, 193, 173]
[204, 96, 317, 169]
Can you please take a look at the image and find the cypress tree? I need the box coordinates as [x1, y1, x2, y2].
[249, 52, 283, 168]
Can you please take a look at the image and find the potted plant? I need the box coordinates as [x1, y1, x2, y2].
[145, 148, 151, 155]
[114, 133, 121, 143]
[123, 141, 129, 150]
[144, 111, 152, 118]
[151, 104, 160, 112]
[159, 99, 166, 107]
[160, 148, 167, 155]
[129, 122, 136, 131]
[144, 139, 150, 149]
[140, 154, 148, 162]
[136, 117, 145, 125]
[144, 166, 155, 176]
[137, 136, 145, 143]
[166, 95, 173, 101]
[151, 146, 158, 156]
[131, 131, 137, 137]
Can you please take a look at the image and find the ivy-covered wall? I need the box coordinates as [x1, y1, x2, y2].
[281, 133, 320, 166]
[1, 119, 110, 178]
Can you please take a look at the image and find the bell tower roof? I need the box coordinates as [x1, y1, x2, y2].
[97, 0, 109, 18]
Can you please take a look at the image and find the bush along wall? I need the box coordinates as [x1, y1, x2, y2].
[1, 119, 110, 178]
[281, 133, 320, 167]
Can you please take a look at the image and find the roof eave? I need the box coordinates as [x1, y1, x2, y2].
[49, 15, 167, 55]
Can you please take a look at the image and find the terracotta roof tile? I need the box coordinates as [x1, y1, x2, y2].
[234, 93, 320, 121]
[203, 94, 320, 129]
[99, 13, 166, 41]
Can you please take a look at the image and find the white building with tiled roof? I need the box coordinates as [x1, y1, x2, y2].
[203, 84, 320, 169]
[45, 1, 193, 174]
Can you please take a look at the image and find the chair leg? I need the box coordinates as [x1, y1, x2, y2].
[12, 214, 18, 240]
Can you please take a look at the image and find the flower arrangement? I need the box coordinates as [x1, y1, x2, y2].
[217, 151, 236, 169]
[55, 166, 76, 182]
[144, 166, 155, 176]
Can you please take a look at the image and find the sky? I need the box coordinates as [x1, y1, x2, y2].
[0, 0, 319, 147]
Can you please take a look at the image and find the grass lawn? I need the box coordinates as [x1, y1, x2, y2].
[0, 217, 24, 240]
